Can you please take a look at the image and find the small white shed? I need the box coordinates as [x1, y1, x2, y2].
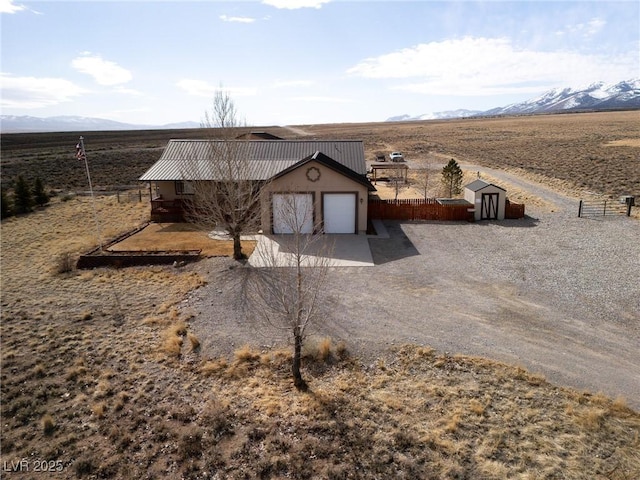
[464, 179, 506, 221]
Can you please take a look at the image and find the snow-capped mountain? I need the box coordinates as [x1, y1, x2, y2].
[483, 79, 640, 116]
[387, 109, 482, 122]
[388, 79, 640, 121]
[0, 115, 200, 133]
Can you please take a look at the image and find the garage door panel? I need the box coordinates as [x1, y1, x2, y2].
[273, 194, 314, 234]
[324, 193, 356, 234]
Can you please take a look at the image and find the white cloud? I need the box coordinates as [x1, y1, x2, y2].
[220, 14, 256, 23]
[177, 79, 257, 97]
[262, 0, 330, 9]
[0, 73, 87, 108]
[557, 17, 606, 37]
[71, 53, 132, 86]
[347, 37, 637, 95]
[288, 96, 353, 103]
[113, 86, 143, 96]
[0, 0, 25, 13]
[273, 80, 315, 88]
[0, 0, 40, 14]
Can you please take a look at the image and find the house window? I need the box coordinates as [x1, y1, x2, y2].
[175, 181, 195, 195]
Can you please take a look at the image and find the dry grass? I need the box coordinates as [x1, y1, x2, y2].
[308, 111, 640, 199]
[1, 118, 639, 479]
[108, 222, 257, 257]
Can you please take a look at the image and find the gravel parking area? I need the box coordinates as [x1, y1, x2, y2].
[186, 178, 640, 408]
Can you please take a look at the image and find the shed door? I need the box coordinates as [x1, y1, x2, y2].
[481, 193, 499, 220]
[323, 193, 356, 233]
[272, 194, 314, 234]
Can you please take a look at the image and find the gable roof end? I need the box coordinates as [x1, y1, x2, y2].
[465, 179, 506, 192]
[270, 151, 376, 191]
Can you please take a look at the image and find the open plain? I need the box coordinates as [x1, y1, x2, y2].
[1, 111, 639, 478]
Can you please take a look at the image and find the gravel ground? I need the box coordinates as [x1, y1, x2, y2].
[185, 172, 640, 409]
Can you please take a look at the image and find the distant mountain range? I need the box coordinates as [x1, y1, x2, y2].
[0, 115, 200, 133]
[387, 79, 640, 121]
[2, 79, 638, 132]
[386, 109, 483, 122]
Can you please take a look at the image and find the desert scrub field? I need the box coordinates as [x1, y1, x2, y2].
[1, 111, 638, 201]
[1, 188, 639, 478]
[305, 110, 640, 199]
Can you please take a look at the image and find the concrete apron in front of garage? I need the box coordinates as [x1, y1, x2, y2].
[248, 233, 375, 267]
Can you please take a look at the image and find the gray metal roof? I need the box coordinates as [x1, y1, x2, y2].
[465, 179, 506, 192]
[139, 140, 367, 181]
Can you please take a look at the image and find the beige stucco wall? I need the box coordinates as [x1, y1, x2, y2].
[151, 181, 197, 202]
[261, 160, 370, 234]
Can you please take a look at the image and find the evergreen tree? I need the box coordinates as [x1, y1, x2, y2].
[441, 158, 463, 197]
[13, 176, 34, 214]
[1, 189, 12, 219]
[33, 177, 50, 206]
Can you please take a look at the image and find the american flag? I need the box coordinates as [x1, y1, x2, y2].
[76, 141, 86, 161]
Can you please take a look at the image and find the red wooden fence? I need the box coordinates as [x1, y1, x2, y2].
[505, 200, 526, 219]
[368, 198, 473, 221]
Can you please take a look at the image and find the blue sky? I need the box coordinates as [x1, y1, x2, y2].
[1, 0, 638, 126]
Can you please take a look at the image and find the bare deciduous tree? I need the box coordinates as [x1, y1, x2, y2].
[183, 90, 263, 260]
[413, 167, 431, 199]
[244, 193, 334, 391]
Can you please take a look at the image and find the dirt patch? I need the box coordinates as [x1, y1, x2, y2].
[604, 138, 640, 147]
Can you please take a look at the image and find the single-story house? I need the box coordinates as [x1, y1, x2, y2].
[139, 139, 375, 234]
[464, 179, 507, 220]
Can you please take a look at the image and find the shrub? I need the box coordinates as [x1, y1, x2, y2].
[54, 252, 76, 274]
[188, 333, 200, 352]
[234, 344, 260, 363]
[178, 427, 203, 459]
[74, 456, 95, 477]
[42, 414, 55, 436]
[33, 177, 50, 206]
[13, 176, 33, 214]
[1, 189, 13, 219]
[303, 337, 334, 362]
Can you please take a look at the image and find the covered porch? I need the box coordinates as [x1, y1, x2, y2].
[149, 197, 188, 222]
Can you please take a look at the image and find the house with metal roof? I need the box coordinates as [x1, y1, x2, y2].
[139, 139, 375, 234]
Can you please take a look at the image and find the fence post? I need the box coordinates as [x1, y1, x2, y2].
[139, 190, 142, 202]
[117, 191, 120, 203]
[578, 200, 583, 217]
[603, 201, 606, 216]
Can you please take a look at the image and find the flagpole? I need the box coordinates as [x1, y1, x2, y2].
[78, 136, 103, 251]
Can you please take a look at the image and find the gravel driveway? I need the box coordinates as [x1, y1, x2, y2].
[186, 172, 640, 409]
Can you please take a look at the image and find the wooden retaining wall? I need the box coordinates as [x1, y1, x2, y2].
[77, 250, 201, 269]
[76, 223, 201, 269]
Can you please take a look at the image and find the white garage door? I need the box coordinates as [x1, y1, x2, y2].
[272, 194, 314, 234]
[323, 193, 356, 233]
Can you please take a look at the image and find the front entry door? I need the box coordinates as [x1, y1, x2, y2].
[481, 193, 499, 220]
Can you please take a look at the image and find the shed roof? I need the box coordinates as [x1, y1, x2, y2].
[139, 140, 367, 181]
[465, 179, 506, 192]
